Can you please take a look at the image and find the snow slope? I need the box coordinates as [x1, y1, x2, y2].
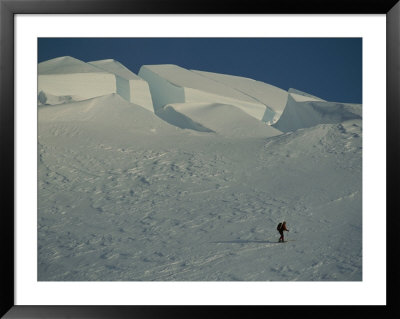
[273, 93, 362, 132]
[38, 95, 362, 282]
[157, 102, 282, 138]
[38, 93, 177, 140]
[193, 70, 288, 124]
[139, 64, 268, 120]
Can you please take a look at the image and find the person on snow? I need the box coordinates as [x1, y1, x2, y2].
[277, 221, 289, 242]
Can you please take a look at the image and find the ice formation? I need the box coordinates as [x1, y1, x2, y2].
[38, 56, 153, 111]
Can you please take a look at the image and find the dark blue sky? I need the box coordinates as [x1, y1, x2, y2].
[38, 38, 362, 103]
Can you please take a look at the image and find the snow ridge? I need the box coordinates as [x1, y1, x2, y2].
[138, 64, 269, 121]
[38, 57, 361, 137]
[38, 56, 105, 75]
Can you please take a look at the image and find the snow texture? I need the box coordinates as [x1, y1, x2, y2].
[38, 57, 362, 282]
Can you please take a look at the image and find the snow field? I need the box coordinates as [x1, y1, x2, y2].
[38, 93, 362, 281]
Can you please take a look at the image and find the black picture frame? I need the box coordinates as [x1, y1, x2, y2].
[1, 0, 399, 318]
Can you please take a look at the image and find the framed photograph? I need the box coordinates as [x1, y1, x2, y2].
[1, 0, 399, 318]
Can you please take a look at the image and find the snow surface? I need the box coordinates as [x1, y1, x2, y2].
[38, 56, 104, 75]
[89, 59, 144, 81]
[38, 57, 153, 111]
[38, 58, 362, 281]
[273, 93, 362, 133]
[193, 70, 288, 124]
[288, 88, 326, 102]
[38, 73, 117, 104]
[139, 64, 268, 120]
[290, 92, 324, 103]
[157, 102, 281, 138]
[89, 59, 154, 112]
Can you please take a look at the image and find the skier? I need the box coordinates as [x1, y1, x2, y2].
[277, 221, 289, 242]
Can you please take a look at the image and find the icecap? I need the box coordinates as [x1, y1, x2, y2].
[38, 56, 153, 111]
[37, 58, 362, 281]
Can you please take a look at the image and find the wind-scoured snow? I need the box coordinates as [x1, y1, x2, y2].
[37, 57, 362, 282]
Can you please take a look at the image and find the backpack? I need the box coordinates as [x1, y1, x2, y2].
[277, 222, 282, 231]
